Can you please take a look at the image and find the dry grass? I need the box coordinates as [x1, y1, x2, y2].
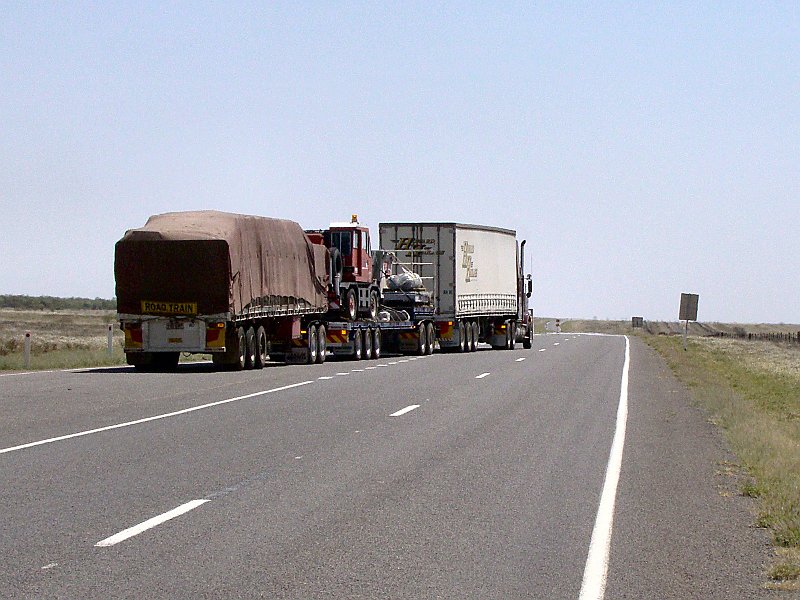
[0, 308, 126, 369]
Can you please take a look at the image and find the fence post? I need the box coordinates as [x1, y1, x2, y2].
[24, 331, 31, 369]
[107, 324, 114, 356]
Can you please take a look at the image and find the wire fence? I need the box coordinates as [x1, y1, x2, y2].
[713, 331, 800, 344]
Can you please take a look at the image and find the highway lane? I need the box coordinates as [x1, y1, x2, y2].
[0, 335, 769, 598]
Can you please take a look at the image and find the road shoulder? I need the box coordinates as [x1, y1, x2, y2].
[605, 337, 773, 598]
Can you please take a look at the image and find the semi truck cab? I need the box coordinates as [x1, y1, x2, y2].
[306, 216, 379, 320]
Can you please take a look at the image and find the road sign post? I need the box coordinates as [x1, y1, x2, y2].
[24, 331, 31, 369]
[679, 293, 699, 351]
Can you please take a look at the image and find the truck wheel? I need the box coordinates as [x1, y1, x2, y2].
[306, 324, 318, 364]
[470, 321, 479, 352]
[245, 326, 256, 369]
[458, 321, 468, 353]
[363, 327, 373, 360]
[254, 325, 268, 369]
[345, 288, 358, 320]
[316, 325, 327, 364]
[425, 322, 435, 355]
[417, 323, 428, 355]
[372, 328, 381, 359]
[235, 326, 247, 370]
[523, 333, 532, 350]
[368, 289, 379, 320]
[353, 329, 363, 360]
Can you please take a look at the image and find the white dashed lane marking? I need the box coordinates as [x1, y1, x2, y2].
[390, 405, 420, 417]
[95, 499, 209, 547]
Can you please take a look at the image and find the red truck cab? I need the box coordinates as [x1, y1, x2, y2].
[326, 223, 373, 284]
[306, 216, 379, 320]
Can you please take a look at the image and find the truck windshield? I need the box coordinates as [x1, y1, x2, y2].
[330, 231, 352, 256]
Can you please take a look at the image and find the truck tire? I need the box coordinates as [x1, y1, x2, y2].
[368, 289, 379, 320]
[470, 321, 479, 352]
[363, 327, 373, 360]
[254, 325, 268, 369]
[330, 247, 343, 280]
[372, 328, 381, 359]
[353, 329, 363, 360]
[425, 322, 435, 355]
[245, 326, 256, 369]
[316, 325, 327, 364]
[216, 326, 243, 371]
[458, 321, 468, 353]
[345, 288, 358, 321]
[234, 326, 247, 370]
[417, 323, 428, 355]
[306, 324, 318, 364]
[523, 332, 532, 349]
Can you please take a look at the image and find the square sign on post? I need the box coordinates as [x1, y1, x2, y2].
[632, 317, 644, 328]
[679, 293, 699, 321]
[679, 293, 699, 351]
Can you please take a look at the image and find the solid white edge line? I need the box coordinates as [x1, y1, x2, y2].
[95, 499, 209, 547]
[390, 404, 420, 417]
[0, 370, 59, 377]
[578, 335, 630, 600]
[0, 380, 314, 455]
[475, 372, 490, 379]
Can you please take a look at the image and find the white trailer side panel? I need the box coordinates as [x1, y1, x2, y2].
[379, 223, 518, 319]
[454, 226, 518, 317]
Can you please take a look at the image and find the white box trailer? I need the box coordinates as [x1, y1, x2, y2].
[379, 222, 532, 352]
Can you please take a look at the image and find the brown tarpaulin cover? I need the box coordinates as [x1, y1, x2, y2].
[115, 211, 329, 316]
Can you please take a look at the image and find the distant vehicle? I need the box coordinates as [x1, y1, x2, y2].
[114, 211, 433, 371]
[379, 222, 533, 352]
[114, 212, 532, 371]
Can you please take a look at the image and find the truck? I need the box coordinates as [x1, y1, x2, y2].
[378, 222, 533, 352]
[114, 211, 436, 371]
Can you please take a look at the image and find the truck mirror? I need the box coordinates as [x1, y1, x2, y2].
[525, 275, 533, 298]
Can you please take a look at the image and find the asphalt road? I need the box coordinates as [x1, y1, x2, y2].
[0, 335, 771, 599]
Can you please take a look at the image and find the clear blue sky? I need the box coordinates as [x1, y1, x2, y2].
[1, 2, 797, 323]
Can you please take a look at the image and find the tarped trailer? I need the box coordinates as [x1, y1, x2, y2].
[115, 210, 330, 369]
